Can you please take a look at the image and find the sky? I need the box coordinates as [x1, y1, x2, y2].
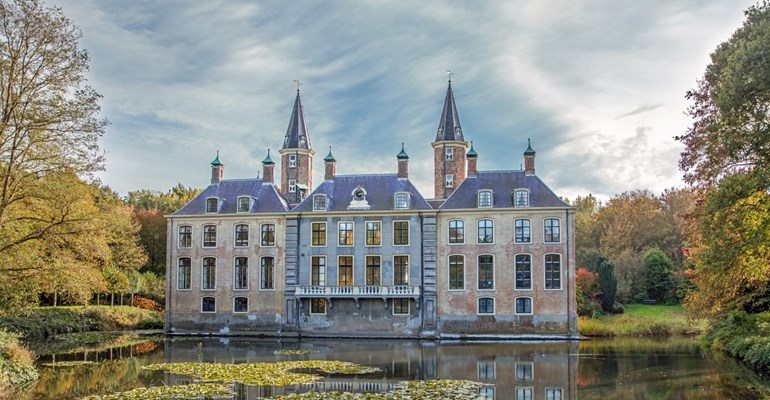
[53, 0, 755, 200]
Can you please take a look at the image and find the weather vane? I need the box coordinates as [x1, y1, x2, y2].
[446, 69, 453, 82]
[293, 79, 302, 92]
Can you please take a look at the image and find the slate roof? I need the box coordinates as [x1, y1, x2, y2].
[293, 174, 433, 212]
[281, 90, 312, 150]
[172, 179, 290, 215]
[439, 170, 569, 209]
[435, 81, 465, 142]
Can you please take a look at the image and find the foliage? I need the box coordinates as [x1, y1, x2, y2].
[643, 248, 676, 303]
[595, 257, 618, 313]
[272, 349, 317, 355]
[578, 304, 705, 337]
[575, 268, 602, 316]
[0, 329, 38, 393]
[702, 311, 770, 371]
[274, 380, 489, 400]
[82, 383, 234, 400]
[131, 296, 161, 312]
[0, 306, 160, 339]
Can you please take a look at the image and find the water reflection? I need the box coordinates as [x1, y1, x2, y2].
[21, 337, 770, 400]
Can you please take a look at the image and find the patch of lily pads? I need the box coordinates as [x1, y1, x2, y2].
[273, 349, 317, 355]
[273, 380, 490, 400]
[40, 360, 95, 367]
[81, 383, 234, 400]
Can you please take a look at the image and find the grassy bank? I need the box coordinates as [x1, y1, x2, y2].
[0, 330, 38, 396]
[702, 311, 770, 372]
[0, 306, 163, 340]
[579, 304, 706, 337]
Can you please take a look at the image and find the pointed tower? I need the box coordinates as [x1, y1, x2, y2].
[279, 87, 315, 203]
[524, 138, 536, 175]
[210, 151, 224, 184]
[432, 78, 469, 199]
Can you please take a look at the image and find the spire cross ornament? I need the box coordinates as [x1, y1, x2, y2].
[293, 79, 302, 92]
[446, 69, 453, 82]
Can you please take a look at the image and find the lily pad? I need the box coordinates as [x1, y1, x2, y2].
[81, 383, 233, 400]
[273, 349, 317, 355]
[273, 379, 490, 399]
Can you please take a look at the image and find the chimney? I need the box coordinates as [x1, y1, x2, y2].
[397, 143, 409, 178]
[262, 149, 275, 184]
[324, 146, 336, 180]
[210, 151, 224, 184]
[466, 141, 477, 177]
[524, 139, 536, 175]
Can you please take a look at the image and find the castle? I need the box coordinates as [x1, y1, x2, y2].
[165, 80, 577, 339]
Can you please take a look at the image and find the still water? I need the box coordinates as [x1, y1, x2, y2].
[21, 336, 770, 400]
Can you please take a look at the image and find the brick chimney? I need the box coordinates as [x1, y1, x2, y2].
[397, 143, 409, 178]
[324, 147, 336, 180]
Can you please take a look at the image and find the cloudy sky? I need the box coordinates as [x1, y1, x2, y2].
[54, 0, 753, 200]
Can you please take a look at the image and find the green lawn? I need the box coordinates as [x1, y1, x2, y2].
[579, 304, 707, 337]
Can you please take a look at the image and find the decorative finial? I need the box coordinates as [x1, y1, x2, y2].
[401, 142, 405, 150]
[446, 69, 453, 83]
[293, 79, 302, 93]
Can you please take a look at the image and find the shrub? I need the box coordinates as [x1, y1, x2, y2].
[0, 329, 38, 392]
[703, 311, 770, 371]
[131, 296, 162, 311]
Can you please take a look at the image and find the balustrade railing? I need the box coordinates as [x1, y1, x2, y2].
[294, 285, 420, 297]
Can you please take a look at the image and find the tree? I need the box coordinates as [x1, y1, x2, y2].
[596, 256, 618, 313]
[643, 248, 675, 303]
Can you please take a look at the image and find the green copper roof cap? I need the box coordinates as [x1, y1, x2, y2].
[211, 151, 223, 166]
[262, 149, 275, 165]
[324, 146, 336, 162]
[524, 138, 536, 155]
[466, 141, 477, 158]
[397, 142, 409, 159]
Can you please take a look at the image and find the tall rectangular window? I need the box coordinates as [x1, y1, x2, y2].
[261, 224, 275, 246]
[515, 219, 531, 243]
[366, 221, 381, 246]
[289, 154, 297, 167]
[237, 197, 250, 213]
[289, 179, 296, 193]
[515, 254, 532, 290]
[311, 256, 326, 286]
[445, 174, 454, 188]
[177, 258, 191, 290]
[516, 387, 533, 400]
[234, 224, 249, 247]
[448, 220, 464, 244]
[234, 257, 248, 290]
[338, 256, 353, 286]
[516, 363, 533, 380]
[478, 255, 494, 290]
[313, 195, 327, 211]
[338, 222, 354, 246]
[203, 225, 216, 247]
[445, 147, 454, 160]
[202, 257, 216, 290]
[260, 257, 274, 289]
[205, 198, 218, 213]
[178, 226, 192, 248]
[311, 222, 326, 246]
[393, 221, 409, 245]
[394, 255, 409, 285]
[515, 190, 529, 207]
[544, 218, 561, 242]
[477, 190, 493, 208]
[449, 255, 464, 290]
[545, 254, 562, 289]
[366, 256, 381, 286]
[477, 219, 493, 244]
[394, 192, 409, 209]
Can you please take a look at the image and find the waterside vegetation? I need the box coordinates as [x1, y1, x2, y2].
[579, 304, 705, 337]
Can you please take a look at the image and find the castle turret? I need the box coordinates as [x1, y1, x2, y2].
[279, 87, 314, 203]
[432, 78, 468, 199]
[210, 151, 223, 184]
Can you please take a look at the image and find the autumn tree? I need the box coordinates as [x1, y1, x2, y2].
[596, 256, 618, 313]
[643, 248, 675, 303]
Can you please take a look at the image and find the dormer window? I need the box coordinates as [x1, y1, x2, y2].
[313, 194, 327, 211]
[445, 148, 454, 161]
[514, 189, 530, 207]
[237, 197, 251, 213]
[289, 154, 297, 168]
[445, 174, 454, 188]
[205, 198, 218, 213]
[289, 179, 296, 193]
[394, 192, 410, 209]
[478, 190, 493, 208]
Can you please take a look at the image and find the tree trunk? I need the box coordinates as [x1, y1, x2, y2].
[53, 291, 57, 307]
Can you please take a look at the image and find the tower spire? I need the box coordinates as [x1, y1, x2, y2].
[279, 84, 315, 201]
[282, 86, 311, 150]
[435, 75, 464, 142]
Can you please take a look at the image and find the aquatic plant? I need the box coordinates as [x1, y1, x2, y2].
[82, 383, 233, 400]
[272, 349, 317, 355]
[274, 380, 490, 399]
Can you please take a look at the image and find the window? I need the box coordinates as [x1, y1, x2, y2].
[289, 179, 296, 193]
[393, 221, 409, 245]
[394, 192, 409, 209]
[479, 387, 495, 400]
[545, 254, 562, 290]
[366, 256, 381, 286]
[515, 254, 532, 290]
[234, 224, 249, 247]
[237, 197, 250, 213]
[478, 255, 494, 290]
[477, 219, 493, 244]
[448, 220, 464, 244]
[338, 256, 353, 286]
[261, 224, 275, 246]
[233, 297, 248, 313]
[234, 257, 248, 290]
[201, 297, 216, 313]
[203, 225, 217, 247]
[311, 222, 326, 246]
[544, 218, 561, 242]
[514, 189, 529, 207]
[205, 198, 218, 213]
[310, 298, 326, 314]
[478, 360, 495, 380]
[449, 255, 465, 290]
[177, 258, 191, 290]
[338, 222, 354, 246]
[394, 255, 409, 285]
[313, 195, 327, 211]
[393, 298, 409, 315]
[289, 154, 297, 168]
[261, 257, 275, 290]
[515, 219, 531, 243]
[445, 147, 454, 161]
[202, 257, 216, 290]
[478, 190, 493, 208]
[311, 256, 326, 286]
[445, 174, 454, 188]
[516, 387, 533, 400]
[515, 297, 533, 314]
[546, 388, 563, 400]
[178, 226, 192, 248]
[478, 297, 495, 314]
[366, 221, 381, 246]
[516, 363, 533, 380]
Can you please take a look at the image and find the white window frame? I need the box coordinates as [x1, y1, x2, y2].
[289, 154, 297, 168]
[260, 256, 275, 291]
[445, 173, 454, 188]
[477, 190, 493, 208]
[309, 298, 327, 315]
[477, 254, 495, 291]
[477, 297, 495, 315]
[311, 255, 327, 286]
[313, 194, 327, 211]
[448, 219, 465, 245]
[516, 362, 534, 380]
[516, 387, 534, 400]
[515, 297, 533, 315]
[365, 255, 382, 286]
[201, 296, 216, 313]
[201, 257, 216, 290]
[236, 196, 251, 213]
[544, 253, 563, 291]
[477, 360, 496, 380]
[479, 387, 495, 400]
[394, 192, 410, 209]
[365, 221, 382, 247]
[392, 298, 410, 315]
[515, 253, 533, 291]
[233, 256, 249, 290]
[311, 222, 327, 247]
[393, 254, 410, 286]
[337, 255, 355, 286]
[545, 387, 564, 400]
[289, 179, 297, 193]
[177, 257, 192, 291]
[337, 221, 354, 247]
[445, 147, 454, 160]
[393, 220, 410, 246]
[178, 225, 192, 248]
[544, 217, 561, 243]
[234, 224, 249, 248]
[205, 197, 218, 213]
[232, 296, 249, 313]
[202, 224, 217, 248]
[514, 218, 532, 244]
[260, 223, 276, 247]
[477, 219, 494, 244]
[448, 254, 465, 291]
[514, 188, 530, 207]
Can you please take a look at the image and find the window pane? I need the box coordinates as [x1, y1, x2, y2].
[338, 256, 353, 286]
[179, 226, 192, 247]
[394, 221, 409, 245]
[478, 298, 494, 314]
[313, 195, 326, 211]
[393, 298, 409, 315]
[311, 256, 326, 286]
[449, 220, 465, 244]
[445, 174, 454, 188]
[545, 218, 561, 242]
[234, 257, 248, 289]
[202, 297, 216, 312]
[203, 225, 216, 247]
[449, 255, 464, 290]
[515, 190, 529, 207]
[233, 297, 248, 313]
[545, 254, 562, 289]
[310, 298, 326, 314]
[516, 298, 532, 314]
[366, 256, 381, 285]
[261, 224, 275, 246]
[366, 221, 381, 246]
[515, 219, 531, 243]
[237, 197, 250, 212]
[177, 258, 191, 289]
[478, 255, 494, 289]
[515, 254, 532, 290]
[338, 222, 353, 246]
[202, 258, 216, 289]
[478, 191, 492, 207]
[206, 198, 218, 213]
[394, 256, 409, 285]
[312, 222, 326, 246]
[395, 193, 409, 209]
[478, 220, 493, 244]
[261, 257, 274, 289]
[235, 224, 249, 247]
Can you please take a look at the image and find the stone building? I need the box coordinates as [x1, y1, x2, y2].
[166, 80, 577, 338]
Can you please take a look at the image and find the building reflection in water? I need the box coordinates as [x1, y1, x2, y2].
[163, 338, 578, 400]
